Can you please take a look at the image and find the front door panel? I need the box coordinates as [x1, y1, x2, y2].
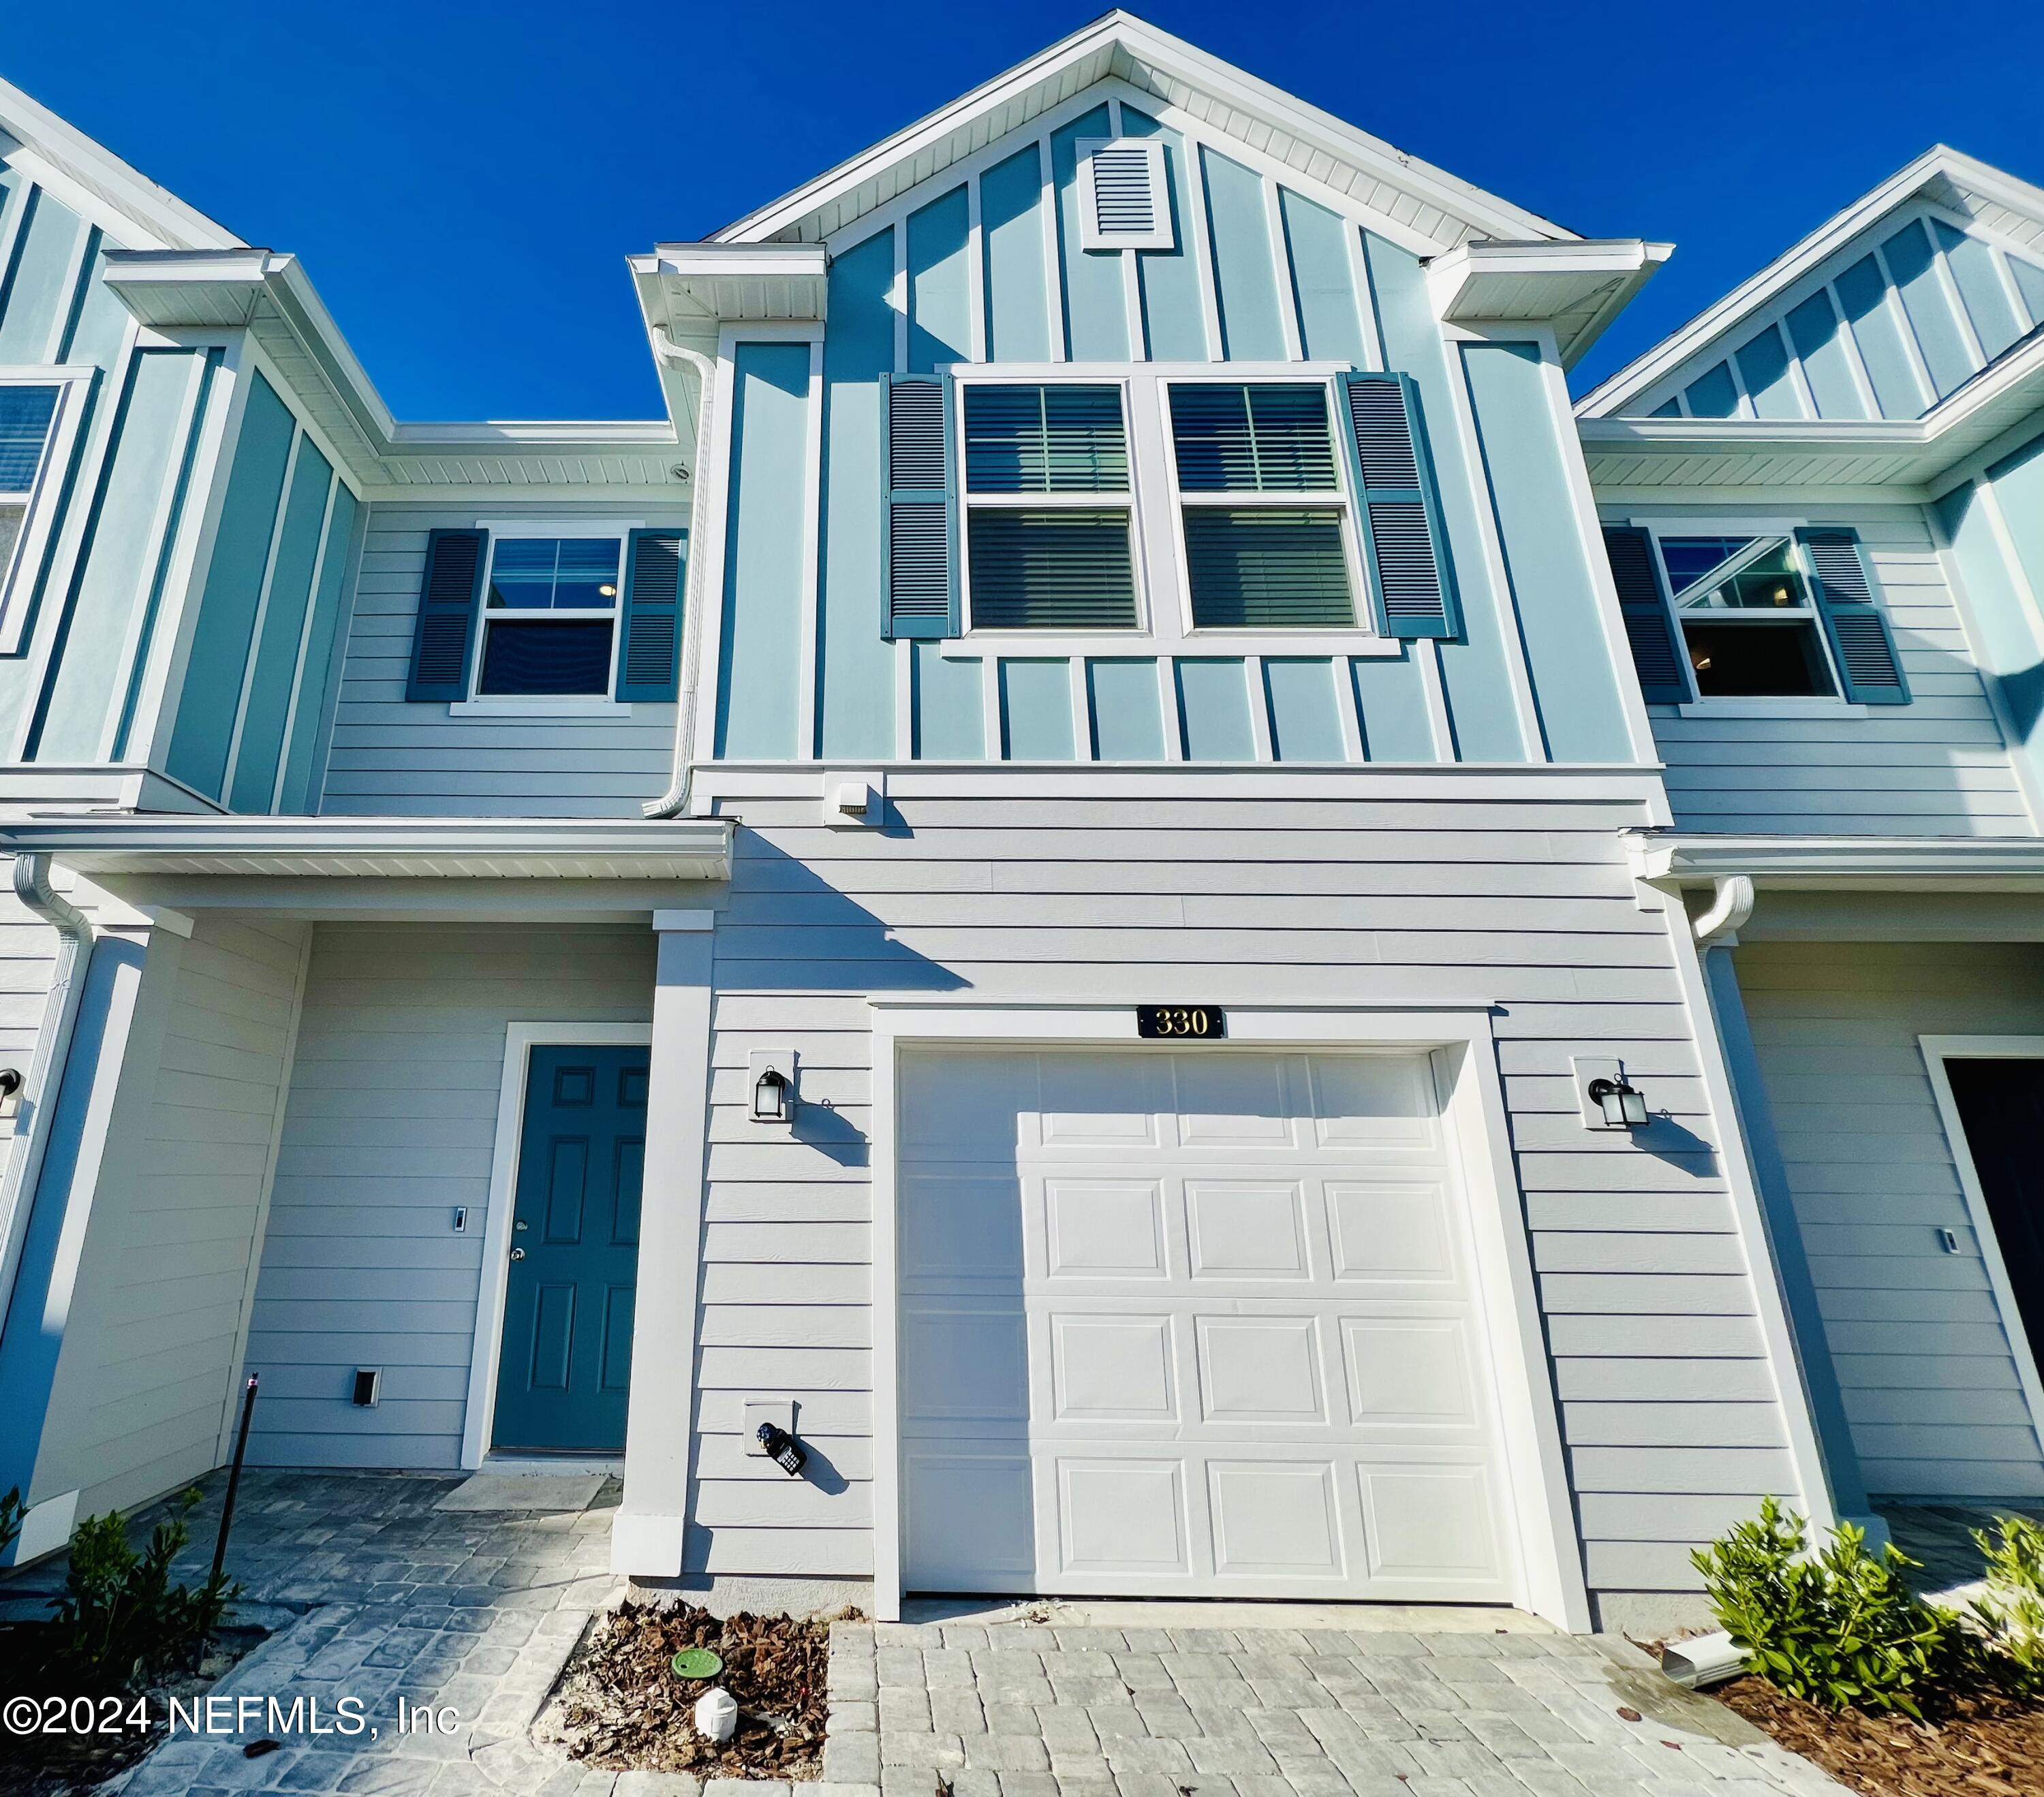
[492, 1046, 648, 1452]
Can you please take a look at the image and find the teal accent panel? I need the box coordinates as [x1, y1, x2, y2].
[1087, 657, 1165, 760]
[1684, 362, 1740, 418]
[1987, 435, 2044, 607]
[1648, 398, 1681, 417]
[279, 482, 358, 812]
[1350, 650, 1434, 761]
[1278, 189, 1365, 364]
[715, 342, 811, 760]
[1935, 221, 2023, 360]
[1175, 657, 1255, 761]
[1051, 106, 1128, 362]
[28, 351, 208, 763]
[908, 185, 970, 373]
[1883, 219, 1975, 399]
[1119, 107, 1207, 362]
[162, 371, 296, 797]
[2013, 257, 2044, 328]
[1938, 478, 2044, 797]
[60, 232, 131, 372]
[1836, 253, 1930, 418]
[913, 644, 983, 758]
[1263, 657, 1345, 761]
[1735, 325, 1801, 419]
[1201, 149, 1286, 362]
[1784, 290, 1866, 419]
[820, 229, 897, 760]
[1362, 233, 1526, 762]
[228, 436, 333, 812]
[0, 189, 85, 362]
[1000, 657, 1075, 760]
[980, 147, 1051, 362]
[1459, 342, 1630, 763]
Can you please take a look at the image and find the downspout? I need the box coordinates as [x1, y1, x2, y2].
[644, 332, 722, 820]
[0, 854, 95, 1324]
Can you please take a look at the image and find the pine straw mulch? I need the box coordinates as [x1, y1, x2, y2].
[534, 1599, 841, 1778]
[1717, 1673, 2044, 1797]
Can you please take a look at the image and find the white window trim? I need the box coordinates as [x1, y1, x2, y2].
[463, 1020, 655, 1471]
[1650, 525, 1855, 708]
[469, 528, 629, 702]
[449, 696, 636, 718]
[1074, 136, 1174, 253]
[1919, 1036, 2044, 1467]
[864, 999, 1594, 1633]
[0, 366, 96, 656]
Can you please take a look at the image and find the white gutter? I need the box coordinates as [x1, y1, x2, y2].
[645, 332, 722, 820]
[0, 855, 94, 1326]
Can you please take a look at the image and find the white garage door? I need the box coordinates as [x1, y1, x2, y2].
[898, 1048, 1517, 1601]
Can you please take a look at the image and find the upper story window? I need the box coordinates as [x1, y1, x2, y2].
[476, 536, 621, 696]
[0, 381, 63, 629]
[1660, 535, 1833, 698]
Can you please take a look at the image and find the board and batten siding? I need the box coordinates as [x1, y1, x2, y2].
[28, 915, 308, 1518]
[1630, 503, 2029, 837]
[242, 922, 655, 1469]
[1737, 937, 2044, 1498]
[318, 506, 683, 819]
[686, 772, 1809, 1612]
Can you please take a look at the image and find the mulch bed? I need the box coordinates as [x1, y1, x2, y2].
[1718, 1674, 2044, 1796]
[536, 1599, 841, 1778]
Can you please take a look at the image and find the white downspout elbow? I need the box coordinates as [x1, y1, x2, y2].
[645, 332, 721, 820]
[1692, 874, 1755, 947]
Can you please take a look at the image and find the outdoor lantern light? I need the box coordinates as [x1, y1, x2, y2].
[751, 1065, 794, 1125]
[1587, 1075, 1649, 1129]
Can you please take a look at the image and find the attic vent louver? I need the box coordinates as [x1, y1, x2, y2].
[1078, 139, 1174, 252]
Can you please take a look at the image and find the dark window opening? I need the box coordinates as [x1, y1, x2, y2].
[1684, 621, 1836, 698]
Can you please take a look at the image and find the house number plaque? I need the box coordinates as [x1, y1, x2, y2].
[1135, 1004, 1226, 1040]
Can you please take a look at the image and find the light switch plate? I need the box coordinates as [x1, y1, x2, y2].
[743, 1399, 796, 1454]
[1572, 1056, 1627, 1131]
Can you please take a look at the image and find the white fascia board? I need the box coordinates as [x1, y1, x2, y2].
[639, 242, 830, 327]
[709, 11, 1575, 251]
[1427, 239, 1670, 366]
[1575, 143, 2044, 418]
[1628, 830, 2044, 888]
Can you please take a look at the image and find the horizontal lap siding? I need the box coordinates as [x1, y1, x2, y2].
[1738, 939, 2044, 1497]
[692, 777, 1799, 1599]
[243, 922, 654, 1469]
[1644, 506, 2028, 837]
[319, 507, 680, 818]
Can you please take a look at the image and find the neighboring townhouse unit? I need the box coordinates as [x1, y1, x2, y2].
[1, 13, 2036, 1638]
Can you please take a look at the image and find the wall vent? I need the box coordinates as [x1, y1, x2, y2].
[352, 1367, 382, 1408]
[1078, 139, 1174, 252]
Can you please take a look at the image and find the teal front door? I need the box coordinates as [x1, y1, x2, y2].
[491, 1045, 648, 1452]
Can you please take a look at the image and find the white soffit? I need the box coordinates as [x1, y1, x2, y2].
[1427, 240, 1671, 368]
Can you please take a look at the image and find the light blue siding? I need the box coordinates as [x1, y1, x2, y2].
[908, 187, 971, 373]
[1279, 189, 1365, 365]
[1000, 657, 1074, 759]
[1936, 221, 2024, 360]
[61, 232, 131, 371]
[0, 189, 86, 362]
[1119, 107, 1208, 362]
[164, 371, 296, 798]
[1784, 291, 1865, 419]
[1051, 106, 1127, 362]
[1201, 148, 1286, 362]
[1364, 232, 1527, 762]
[1683, 362, 1740, 418]
[1175, 657, 1254, 760]
[2013, 257, 2044, 327]
[1836, 254, 1929, 418]
[820, 230, 897, 760]
[1263, 657, 1344, 761]
[980, 147, 1051, 362]
[1985, 435, 2044, 606]
[1882, 220, 1972, 399]
[279, 483, 359, 813]
[1461, 342, 1630, 764]
[1087, 657, 1165, 760]
[715, 343, 812, 760]
[1350, 650, 1434, 760]
[1936, 478, 2044, 802]
[1735, 325, 1801, 419]
[914, 645, 983, 758]
[229, 436, 335, 813]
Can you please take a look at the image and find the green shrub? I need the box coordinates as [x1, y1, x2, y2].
[1692, 1495, 1964, 1717]
[1970, 1514, 2044, 1691]
[42, 1490, 236, 1690]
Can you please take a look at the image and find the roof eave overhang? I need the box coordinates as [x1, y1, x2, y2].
[1427, 239, 1671, 368]
[1630, 830, 2044, 892]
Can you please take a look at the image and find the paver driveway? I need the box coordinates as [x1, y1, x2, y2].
[0, 1471, 1841, 1796]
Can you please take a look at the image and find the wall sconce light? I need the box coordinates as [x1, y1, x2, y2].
[1587, 1075, 1649, 1129]
[752, 1066, 793, 1125]
[0, 1067, 22, 1121]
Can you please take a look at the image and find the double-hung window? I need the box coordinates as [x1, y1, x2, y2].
[1658, 535, 1834, 698]
[475, 535, 623, 696]
[961, 384, 1136, 629]
[1167, 382, 1356, 628]
[0, 382, 64, 625]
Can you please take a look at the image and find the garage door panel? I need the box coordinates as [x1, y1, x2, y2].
[901, 1171, 1023, 1284]
[908, 1452, 1034, 1587]
[1173, 1054, 1299, 1146]
[1208, 1459, 1346, 1577]
[1049, 1313, 1179, 1421]
[1041, 1178, 1167, 1279]
[1340, 1318, 1478, 1428]
[1359, 1464, 1504, 1584]
[1038, 1053, 1171, 1146]
[901, 1307, 1027, 1423]
[1328, 1178, 1457, 1281]
[1309, 1054, 1440, 1149]
[1186, 1179, 1312, 1278]
[1195, 1314, 1327, 1422]
[901, 1056, 1036, 1159]
[1051, 1458, 1192, 1576]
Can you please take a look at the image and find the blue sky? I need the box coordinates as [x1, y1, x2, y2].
[7, 0, 2038, 420]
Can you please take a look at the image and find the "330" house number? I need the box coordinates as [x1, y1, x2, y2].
[1134, 1005, 1226, 1040]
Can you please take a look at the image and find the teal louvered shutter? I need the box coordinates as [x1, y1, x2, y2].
[1797, 527, 1908, 704]
[1339, 372, 1457, 638]
[405, 527, 486, 702]
[1600, 525, 1692, 704]
[882, 373, 959, 639]
[615, 528, 685, 701]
